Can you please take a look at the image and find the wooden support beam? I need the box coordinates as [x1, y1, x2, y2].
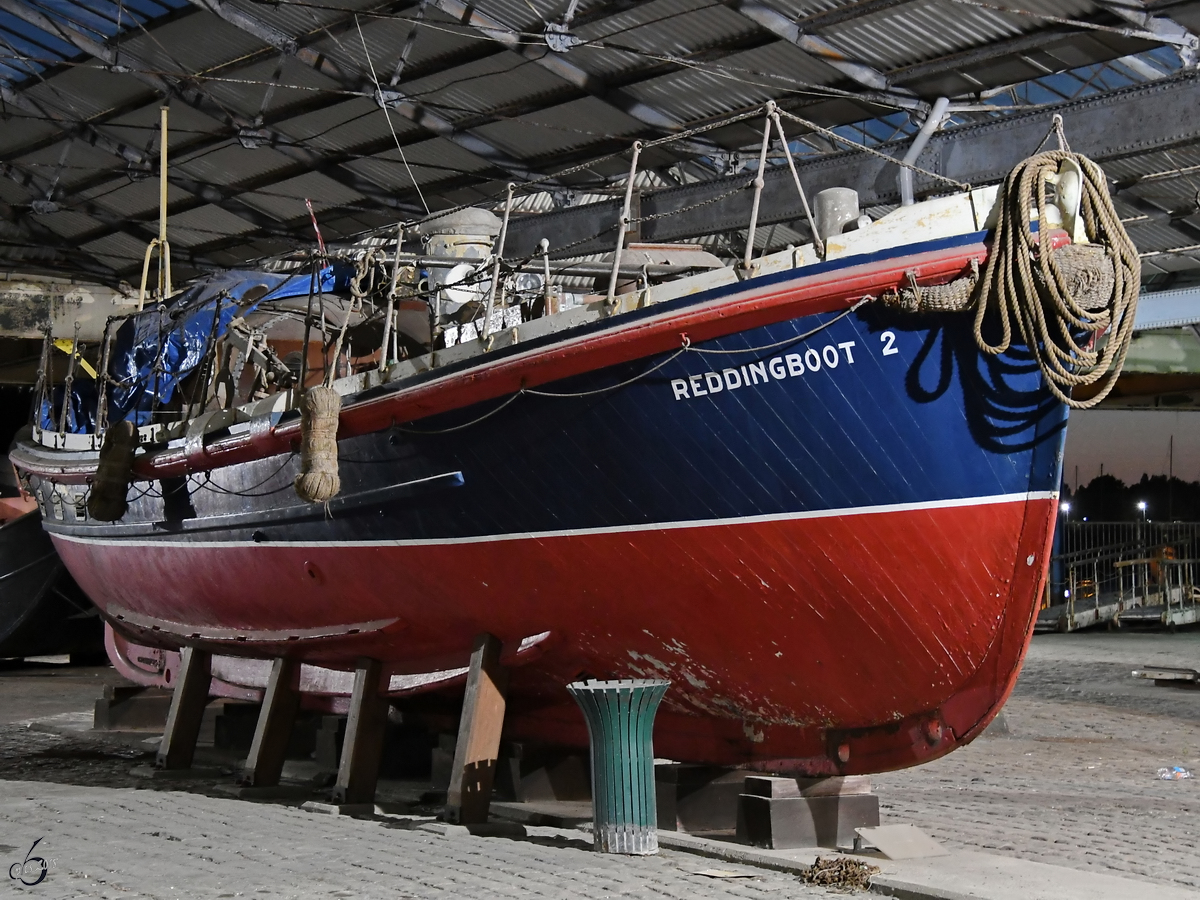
[331, 658, 389, 806]
[444, 633, 508, 825]
[155, 647, 212, 770]
[240, 657, 302, 787]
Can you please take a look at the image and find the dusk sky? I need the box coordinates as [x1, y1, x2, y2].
[1063, 409, 1200, 489]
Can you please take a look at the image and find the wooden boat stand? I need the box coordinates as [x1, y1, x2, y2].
[240, 657, 302, 787]
[444, 633, 508, 825]
[331, 658, 390, 805]
[154, 637, 510, 817]
[156, 646, 212, 770]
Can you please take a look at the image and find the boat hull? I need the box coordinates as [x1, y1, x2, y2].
[19, 237, 1067, 773]
[78, 491, 1052, 773]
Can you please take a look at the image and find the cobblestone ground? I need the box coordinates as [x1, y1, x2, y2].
[0, 777, 839, 900]
[2, 633, 1198, 896]
[0, 679, 838, 899]
[874, 631, 1200, 890]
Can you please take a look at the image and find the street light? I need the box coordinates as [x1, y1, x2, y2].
[1137, 500, 1147, 520]
[1060, 501, 1071, 515]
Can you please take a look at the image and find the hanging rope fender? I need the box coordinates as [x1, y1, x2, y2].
[880, 151, 1140, 410]
[294, 385, 342, 503]
[88, 420, 138, 522]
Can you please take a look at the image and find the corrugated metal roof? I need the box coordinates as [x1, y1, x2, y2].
[627, 41, 844, 123]
[201, 55, 345, 122]
[0, 0, 191, 85]
[20, 63, 151, 122]
[94, 101, 228, 160]
[115, 14, 265, 78]
[80, 231, 150, 270]
[83, 175, 194, 218]
[626, 41, 841, 124]
[0, 0, 1197, 279]
[472, 95, 644, 158]
[821, 0, 1079, 70]
[402, 52, 573, 125]
[175, 141, 297, 187]
[239, 170, 366, 221]
[1142, 247, 1200, 277]
[1125, 220, 1196, 254]
[573, 0, 762, 79]
[273, 98, 423, 155]
[29, 208, 102, 239]
[14, 139, 118, 193]
[166, 202, 260, 247]
[341, 135, 496, 190]
[224, 0, 381, 36]
[301, 11, 483, 88]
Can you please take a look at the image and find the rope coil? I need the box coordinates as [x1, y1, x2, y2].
[294, 385, 341, 503]
[973, 151, 1139, 410]
[884, 151, 1139, 410]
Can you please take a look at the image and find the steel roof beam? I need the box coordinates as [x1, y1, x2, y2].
[882, 4, 1197, 98]
[502, 72, 1200, 258]
[0, 7, 521, 226]
[16, 0, 778, 251]
[0, 1, 405, 163]
[0, 197, 119, 278]
[188, 0, 556, 184]
[1094, 1, 1199, 63]
[0, 0, 421, 216]
[0, 78, 312, 243]
[0, 159, 214, 269]
[717, 0, 898, 93]
[4, 0, 841, 246]
[426, 0, 906, 151]
[427, 0, 690, 135]
[0, 82, 226, 271]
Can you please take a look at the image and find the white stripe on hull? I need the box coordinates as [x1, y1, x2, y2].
[52, 490, 1058, 549]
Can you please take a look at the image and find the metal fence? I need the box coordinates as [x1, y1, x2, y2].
[1057, 521, 1200, 561]
[1042, 521, 1200, 630]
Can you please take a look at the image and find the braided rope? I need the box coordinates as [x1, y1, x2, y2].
[972, 151, 1140, 410]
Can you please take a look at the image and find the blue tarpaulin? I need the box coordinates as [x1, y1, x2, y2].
[40, 265, 349, 432]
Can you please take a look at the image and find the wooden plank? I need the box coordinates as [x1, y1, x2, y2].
[240, 657, 302, 787]
[155, 647, 212, 770]
[445, 633, 508, 825]
[331, 658, 389, 805]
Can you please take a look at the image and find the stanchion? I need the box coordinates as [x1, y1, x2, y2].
[567, 679, 669, 855]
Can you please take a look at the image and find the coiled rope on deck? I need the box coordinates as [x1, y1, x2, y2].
[973, 150, 1140, 409]
[889, 151, 1139, 410]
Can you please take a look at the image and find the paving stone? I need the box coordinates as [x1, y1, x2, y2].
[873, 631, 1200, 891]
[4, 633, 1200, 896]
[0, 779, 837, 899]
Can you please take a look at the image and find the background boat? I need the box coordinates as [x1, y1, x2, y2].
[0, 510, 103, 661]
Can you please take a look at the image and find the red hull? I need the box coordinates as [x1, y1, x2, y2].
[58, 493, 1054, 774]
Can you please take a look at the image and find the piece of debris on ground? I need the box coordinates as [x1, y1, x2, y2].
[798, 856, 880, 891]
